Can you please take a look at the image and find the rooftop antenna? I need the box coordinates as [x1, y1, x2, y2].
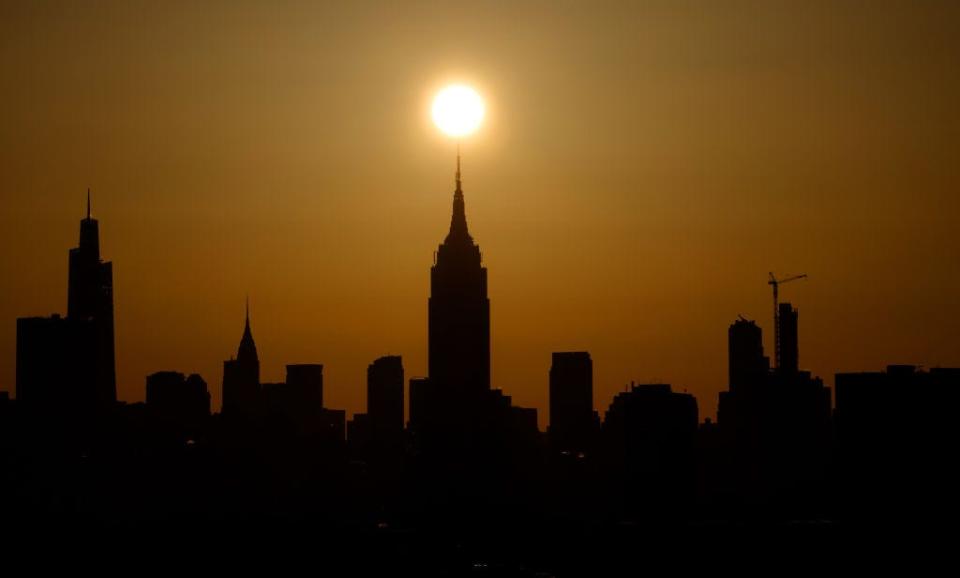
[455, 141, 462, 191]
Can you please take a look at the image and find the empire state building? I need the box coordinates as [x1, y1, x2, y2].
[428, 155, 490, 398]
[412, 153, 539, 459]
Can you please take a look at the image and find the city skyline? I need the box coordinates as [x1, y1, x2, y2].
[4, 2, 960, 570]
[4, 159, 956, 426]
[4, 172, 822, 424]
[3, 158, 957, 426]
[7, 164, 947, 551]
[2, 2, 959, 428]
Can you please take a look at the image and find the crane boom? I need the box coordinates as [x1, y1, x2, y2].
[768, 273, 807, 370]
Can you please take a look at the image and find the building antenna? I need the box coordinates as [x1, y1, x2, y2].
[456, 141, 462, 191]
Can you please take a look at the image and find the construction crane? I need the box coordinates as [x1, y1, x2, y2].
[768, 272, 807, 370]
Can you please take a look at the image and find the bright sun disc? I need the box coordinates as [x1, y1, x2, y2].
[432, 85, 485, 138]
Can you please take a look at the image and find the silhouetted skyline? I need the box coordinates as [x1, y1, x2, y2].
[3, 2, 959, 428]
[3, 152, 959, 572]
[4, 4, 960, 573]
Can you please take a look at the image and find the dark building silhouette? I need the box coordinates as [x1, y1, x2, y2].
[262, 364, 325, 435]
[486, 388, 540, 443]
[777, 302, 799, 374]
[16, 315, 97, 409]
[320, 408, 346, 443]
[216, 303, 341, 443]
[286, 363, 324, 409]
[548, 351, 598, 454]
[428, 155, 490, 400]
[718, 310, 831, 509]
[835, 365, 960, 519]
[834, 364, 955, 435]
[221, 303, 260, 416]
[67, 191, 116, 406]
[412, 158, 541, 467]
[600, 383, 699, 514]
[367, 355, 404, 449]
[347, 411, 371, 456]
[413, 158, 491, 449]
[509, 404, 539, 437]
[728, 316, 769, 391]
[408, 376, 436, 432]
[146, 371, 210, 432]
[15, 192, 116, 412]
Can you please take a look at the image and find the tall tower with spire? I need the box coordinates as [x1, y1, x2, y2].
[221, 301, 261, 416]
[17, 190, 116, 413]
[66, 189, 116, 407]
[428, 153, 490, 399]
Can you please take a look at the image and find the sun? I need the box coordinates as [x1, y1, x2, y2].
[432, 84, 485, 138]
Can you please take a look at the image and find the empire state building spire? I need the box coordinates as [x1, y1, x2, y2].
[455, 145, 462, 191]
[445, 147, 473, 245]
[429, 147, 490, 396]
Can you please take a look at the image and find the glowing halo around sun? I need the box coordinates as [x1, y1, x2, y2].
[432, 84, 485, 138]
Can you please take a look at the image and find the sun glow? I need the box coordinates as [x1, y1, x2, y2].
[432, 84, 485, 138]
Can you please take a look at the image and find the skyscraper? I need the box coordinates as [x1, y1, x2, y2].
[16, 191, 116, 411]
[719, 309, 831, 499]
[428, 154, 490, 399]
[221, 302, 260, 416]
[351, 356, 405, 460]
[286, 363, 323, 409]
[728, 317, 769, 391]
[600, 383, 699, 514]
[368, 355, 404, 440]
[67, 191, 117, 406]
[549, 351, 597, 453]
[408, 376, 437, 432]
[414, 156, 540, 463]
[777, 302, 799, 374]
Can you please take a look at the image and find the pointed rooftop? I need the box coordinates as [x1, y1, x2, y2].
[444, 148, 473, 245]
[237, 297, 258, 364]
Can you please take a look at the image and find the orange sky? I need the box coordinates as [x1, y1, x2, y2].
[2, 1, 958, 426]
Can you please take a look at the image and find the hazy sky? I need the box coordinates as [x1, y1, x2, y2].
[2, 0, 958, 425]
